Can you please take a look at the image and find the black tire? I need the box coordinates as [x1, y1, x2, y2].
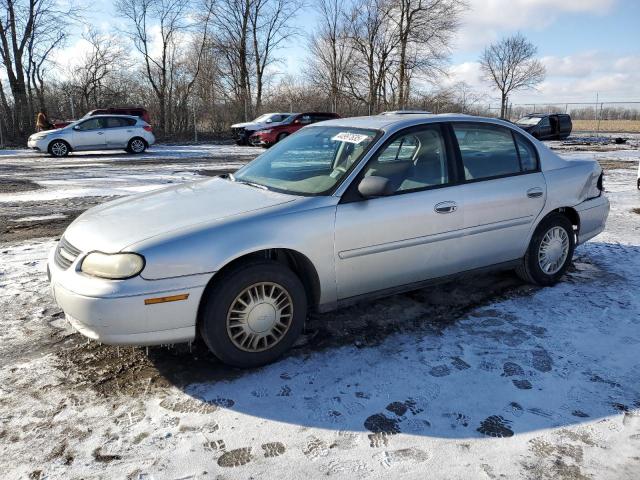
[199, 260, 307, 368]
[127, 137, 147, 154]
[48, 140, 70, 157]
[516, 213, 575, 286]
[276, 132, 288, 143]
[637, 177, 640, 190]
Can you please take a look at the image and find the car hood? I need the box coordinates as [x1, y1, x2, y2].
[64, 178, 297, 253]
[231, 121, 255, 129]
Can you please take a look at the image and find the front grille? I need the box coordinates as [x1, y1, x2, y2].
[54, 237, 81, 270]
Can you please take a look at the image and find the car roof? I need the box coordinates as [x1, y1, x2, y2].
[317, 113, 519, 134]
[84, 114, 141, 120]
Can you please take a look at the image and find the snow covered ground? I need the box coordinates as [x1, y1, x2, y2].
[0, 139, 639, 479]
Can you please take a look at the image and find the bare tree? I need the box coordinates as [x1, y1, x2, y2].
[0, 0, 74, 137]
[307, 0, 353, 113]
[214, 0, 253, 120]
[389, 0, 465, 109]
[116, 0, 213, 134]
[345, 0, 397, 114]
[479, 33, 546, 118]
[249, 0, 300, 113]
[72, 30, 128, 112]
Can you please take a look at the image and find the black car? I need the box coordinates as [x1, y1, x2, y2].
[515, 113, 572, 140]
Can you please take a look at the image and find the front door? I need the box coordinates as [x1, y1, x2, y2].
[334, 124, 464, 300]
[72, 117, 107, 150]
[450, 122, 547, 269]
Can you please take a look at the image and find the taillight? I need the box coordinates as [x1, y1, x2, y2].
[143, 125, 153, 132]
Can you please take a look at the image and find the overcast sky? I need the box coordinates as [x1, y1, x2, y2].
[54, 0, 640, 105]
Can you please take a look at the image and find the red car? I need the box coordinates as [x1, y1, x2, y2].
[250, 112, 340, 147]
[53, 107, 151, 129]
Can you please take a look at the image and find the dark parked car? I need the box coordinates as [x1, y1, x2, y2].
[515, 113, 572, 140]
[249, 112, 340, 147]
[53, 107, 151, 129]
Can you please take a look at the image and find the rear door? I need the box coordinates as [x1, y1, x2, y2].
[105, 117, 136, 148]
[334, 123, 465, 299]
[72, 118, 107, 150]
[451, 122, 546, 269]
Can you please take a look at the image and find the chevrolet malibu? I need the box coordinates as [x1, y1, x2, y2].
[48, 115, 609, 368]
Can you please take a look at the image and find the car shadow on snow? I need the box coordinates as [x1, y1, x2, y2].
[59, 241, 640, 440]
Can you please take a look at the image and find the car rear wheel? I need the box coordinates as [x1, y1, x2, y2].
[127, 137, 147, 154]
[48, 140, 70, 157]
[516, 213, 575, 286]
[276, 132, 288, 143]
[199, 261, 307, 368]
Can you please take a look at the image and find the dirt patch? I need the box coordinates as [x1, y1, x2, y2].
[53, 269, 532, 398]
[0, 178, 42, 193]
[597, 159, 637, 171]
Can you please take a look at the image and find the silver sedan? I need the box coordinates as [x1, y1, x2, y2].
[47, 114, 609, 367]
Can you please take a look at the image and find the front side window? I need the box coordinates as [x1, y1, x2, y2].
[76, 118, 105, 131]
[516, 116, 541, 126]
[232, 126, 379, 195]
[361, 126, 449, 193]
[453, 123, 521, 180]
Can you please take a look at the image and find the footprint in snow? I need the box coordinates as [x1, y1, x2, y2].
[261, 442, 285, 457]
[477, 415, 514, 438]
[217, 447, 252, 467]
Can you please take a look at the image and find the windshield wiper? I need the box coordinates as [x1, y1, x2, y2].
[234, 179, 270, 191]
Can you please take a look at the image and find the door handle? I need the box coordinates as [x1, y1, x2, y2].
[97, 131, 105, 135]
[527, 188, 544, 198]
[434, 201, 458, 214]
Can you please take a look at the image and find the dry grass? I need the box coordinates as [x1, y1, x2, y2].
[572, 119, 640, 133]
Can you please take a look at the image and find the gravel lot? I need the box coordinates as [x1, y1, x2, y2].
[1, 137, 639, 479]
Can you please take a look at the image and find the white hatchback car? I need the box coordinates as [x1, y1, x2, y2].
[28, 115, 155, 157]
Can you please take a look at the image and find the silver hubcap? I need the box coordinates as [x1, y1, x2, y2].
[226, 282, 293, 352]
[131, 139, 145, 152]
[538, 226, 570, 275]
[51, 142, 67, 156]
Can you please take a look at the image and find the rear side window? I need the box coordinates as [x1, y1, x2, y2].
[453, 123, 521, 180]
[513, 132, 538, 172]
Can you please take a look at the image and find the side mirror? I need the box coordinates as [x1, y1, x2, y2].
[293, 119, 300, 124]
[358, 176, 392, 198]
[72, 125, 80, 131]
[266, 119, 272, 123]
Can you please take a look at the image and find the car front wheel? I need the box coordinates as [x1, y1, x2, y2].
[127, 137, 147, 154]
[199, 261, 307, 368]
[516, 213, 575, 286]
[276, 132, 288, 143]
[48, 140, 70, 157]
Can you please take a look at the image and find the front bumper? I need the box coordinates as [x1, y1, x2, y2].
[47, 245, 211, 346]
[27, 138, 48, 151]
[575, 195, 610, 245]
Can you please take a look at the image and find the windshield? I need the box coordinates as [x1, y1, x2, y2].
[232, 126, 379, 195]
[516, 116, 542, 126]
[252, 114, 273, 123]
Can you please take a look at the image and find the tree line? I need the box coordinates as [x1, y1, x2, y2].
[2, 0, 555, 143]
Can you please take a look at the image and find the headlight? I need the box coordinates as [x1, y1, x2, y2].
[31, 133, 48, 141]
[81, 252, 145, 279]
[260, 129, 272, 134]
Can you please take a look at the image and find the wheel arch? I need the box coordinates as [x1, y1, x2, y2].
[196, 248, 322, 329]
[47, 138, 72, 153]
